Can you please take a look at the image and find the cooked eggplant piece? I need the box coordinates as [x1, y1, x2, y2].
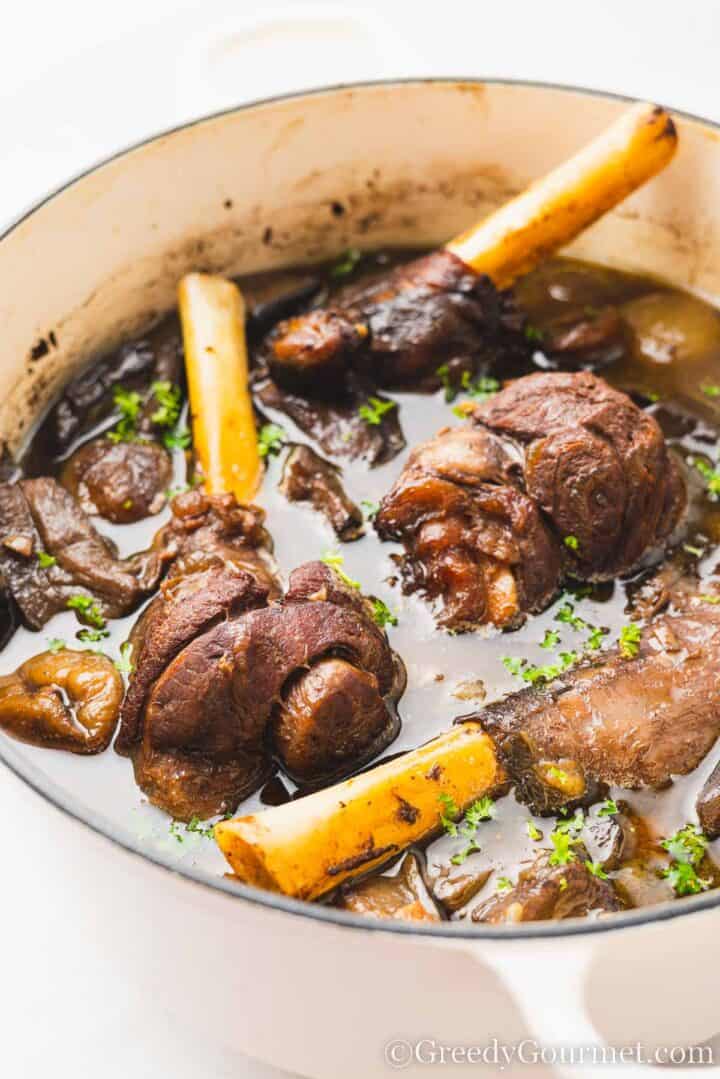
[0, 649, 123, 753]
[280, 444, 364, 541]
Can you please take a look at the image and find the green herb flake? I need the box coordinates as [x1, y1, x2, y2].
[692, 456, 720, 498]
[163, 425, 191, 452]
[661, 824, 708, 866]
[558, 876, 568, 891]
[663, 862, 711, 896]
[701, 383, 720, 398]
[598, 799, 619, 817]
[496, 876, 513, 893]
[450, 840, 481, 866]
[257, 423, 287, 459]
[526, 820, 543, 842]
[540, 629, 560, 650]
[370, 598, 398, 628]
[564, 535, 580, 552]
[548, 829, 578, 866]
[108, 386, 142, 444]
[547, 765, 569, 783]
[320, 550, 360, 590]
[330, 247, 362, 279]
[463, 796, 496, 830]
[502, 656, 525, 677]
[555, 601, 587, 632]
[114, 641, 135, 675]
[37, 550, 57, 568]
[438, 791, 461, 837]
[525, 324, 544, 343]
[699, 594, 720, 605]
[683, 543, 705, 557]
[358, 396, 396, 427]
[585, 626, 608, 651]
[461, 372, 500, 402]
[66, 594, 106, 630]
[619, 623, 642, 659]
[46, 638, 66, 654]
[585, 860, 609, 880]
[185, 815, 215, 839]
[77, 627, 110, 643]
[361, 499, 380, 521]
[149, 381, 182, 429]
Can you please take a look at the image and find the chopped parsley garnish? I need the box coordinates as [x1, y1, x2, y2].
[585, 860, 609, 880]
[683, 543, 705, 557]
[162, 425, 191, 452]
[66, 594, 106, 629]
[586, 626, 608, 651]
[661, 824, 708, 866]
[460, 372, 500, 402]
[564, 535, 580, 552]
[555, 809, 584, 836]
[361, 499, 380, 521]
[320, 550, 360, 590]
[463, 796, 496, 829]
[525, 324, 544, 343]
[558, 876, 568, 891]
[618, 623, 642, 659]
[701, 383, 720, 398]
[526, 820, 543, 842]
[149, 380, 182, 429]
[450, 840, 481, 866]
[114, 641, 135, 675]
[330, 247, 362, 278]
[502, 656, 525, 676]
[257, 423, 286, 459]
[496, 876, 513, 893]
[47, 638, 66, 654]
[108, 386, 142, 443]
[438, 792, 461, 837]
[699, 594, 720, 605]
[358, 396, 396, 426]
[77, 627, 110, 643]
[598, 799, 619, 817]
[547, 765, 569, 783]
[370, 598, 398, 628]
[37, 550, 56, 568]
[170, 815, 217, 843]
[436, 364, 456, 402]
[660, 824, 711, 896]
[540, 629, 560, 650]
[692, 457, 720, 498]
[548, 829, 578, 866]
[555, 601, 587, 632]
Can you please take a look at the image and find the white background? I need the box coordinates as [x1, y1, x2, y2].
[1, 1, 719, 1076]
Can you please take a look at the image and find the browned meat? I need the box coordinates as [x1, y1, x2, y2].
[697, 763, 720, 838]
[466, 601, 720, 814]
[61, 438, 172, 523]
[375, 372, 686, 630]
[266, 251, 528, 387]
[337, 853, 440, 922]
[254, 372, 405, 466]
[474, 371, 686, 578]
[118, 559, 405, 819]
[152, 488, 279, 599]
[0, 478, 162, 629]
[280, 444, 363, 541]
[375, 425, 561, 630]
[0, 649, 123, 753]
[472, 848, 622, 923]
[541, 306, 628, 369]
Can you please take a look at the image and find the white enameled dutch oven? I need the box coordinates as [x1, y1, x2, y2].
[2, 81, 720, 1078]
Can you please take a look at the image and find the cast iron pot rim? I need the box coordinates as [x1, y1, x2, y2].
[2, 76, 718, 941]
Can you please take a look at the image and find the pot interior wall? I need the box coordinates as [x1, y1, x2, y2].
[1, 80, 719, 454]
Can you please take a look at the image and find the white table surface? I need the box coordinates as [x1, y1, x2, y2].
[2, 1, 720, 1075]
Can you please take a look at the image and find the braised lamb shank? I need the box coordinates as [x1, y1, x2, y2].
[375, 371, 686, 630]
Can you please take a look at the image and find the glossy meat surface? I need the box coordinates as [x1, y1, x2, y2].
[61, 438, 172, 524]
[280, 444, 364, 541]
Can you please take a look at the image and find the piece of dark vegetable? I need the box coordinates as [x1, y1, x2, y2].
[280, 444, 364, 540]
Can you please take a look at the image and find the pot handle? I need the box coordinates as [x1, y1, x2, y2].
[468, 938, 605, 1069]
